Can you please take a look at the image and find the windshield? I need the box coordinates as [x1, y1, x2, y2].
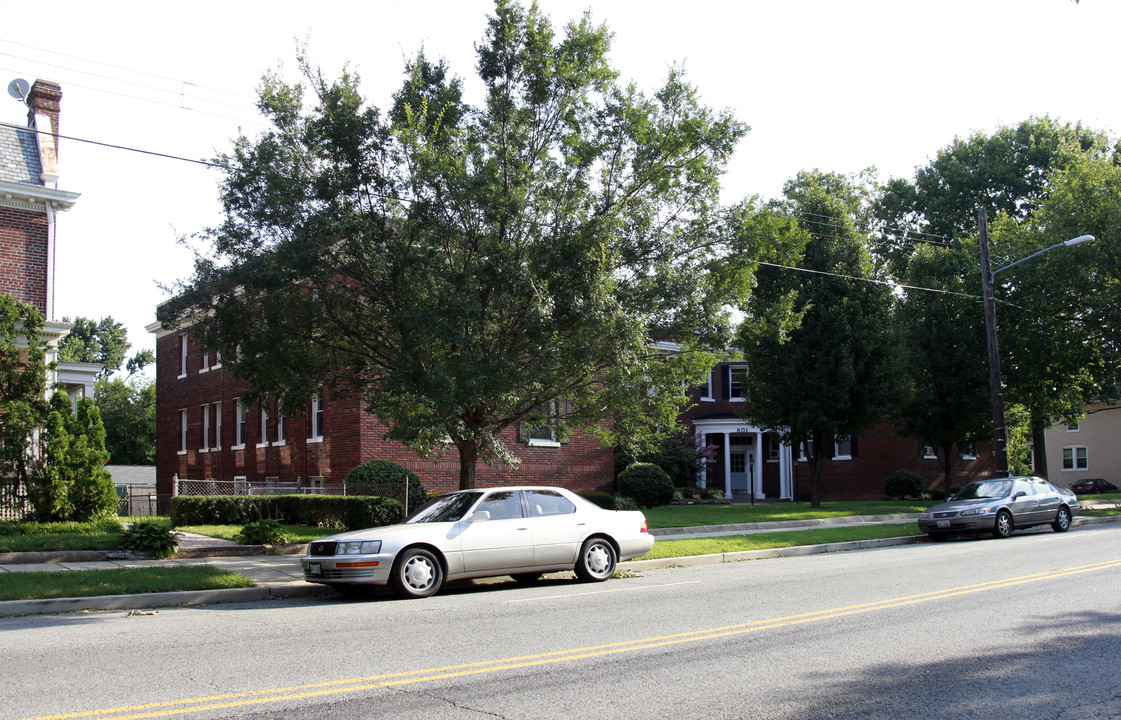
[404, 492, 482, 523]
[953, 481, 1012, 501]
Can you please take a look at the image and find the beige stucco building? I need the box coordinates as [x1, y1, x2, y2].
[1044, 401, 1121, 489]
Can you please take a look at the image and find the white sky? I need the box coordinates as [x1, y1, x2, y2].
[0, 0, 1116, 370]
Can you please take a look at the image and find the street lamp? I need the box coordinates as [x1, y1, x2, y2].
[977, 207, 1095, 477]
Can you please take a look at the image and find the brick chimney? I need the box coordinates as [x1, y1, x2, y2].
[26, 79, 61, 183]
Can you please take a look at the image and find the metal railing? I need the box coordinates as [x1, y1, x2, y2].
[0, 479, 31, 522]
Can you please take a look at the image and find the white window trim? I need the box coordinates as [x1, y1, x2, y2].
[833, 438, 852, 461]
[257, 406, 270, 449]
[1062, 445, 1088, 471]
[214, 401, 222, 451]
[233, 399, 246, 450]
[178, 334, 188, 379]
[700, 371, 714, 402]
[201, 403, 210, 452]
[1066, 422, 1080, 432]
[213, 349, 222, 369]
[728, 365, 748, 402]
[178, 409, 188, 455]
[310, 394, 324, 440]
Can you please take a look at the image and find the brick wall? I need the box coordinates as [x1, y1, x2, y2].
[154, 329, 615, 503]
[0, 207, 48, 312]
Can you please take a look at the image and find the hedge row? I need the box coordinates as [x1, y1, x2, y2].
[169, 494, 403, 531]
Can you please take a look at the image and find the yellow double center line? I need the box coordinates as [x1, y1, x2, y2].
[23, 559, 1121, 720]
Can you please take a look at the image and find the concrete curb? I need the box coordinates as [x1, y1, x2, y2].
[0, 583, 337, 618]
[647, 513, 923, 537]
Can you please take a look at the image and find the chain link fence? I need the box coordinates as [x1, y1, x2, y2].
[172, 477, 413, 512]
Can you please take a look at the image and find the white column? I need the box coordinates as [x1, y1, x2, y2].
[779, 440, 792, 499]
[696, 428, 707, 488]
[723, 434, 732, 500]
[753, 433, 764, 499]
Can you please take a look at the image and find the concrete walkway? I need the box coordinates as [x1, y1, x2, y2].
[2, 512, 1117, 617]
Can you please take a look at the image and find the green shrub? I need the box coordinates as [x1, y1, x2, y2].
[617, 462, 674, 508]
[236, 518, 292, 545]
[613, 495, 639, 511]
[122, 521, 181, 559]
[705, 487, 727, 501]
[884, 470, 923, 500]
[344, 460, 428, 514]
[576, 490, 617, 510]
[169, 494, 404, 530]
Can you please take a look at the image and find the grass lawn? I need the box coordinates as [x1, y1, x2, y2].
[640, 523, 922, 560]
[177, 524, 329, 543]
[0, 519, 125, 553]
[0, 566, 255, 602]
[642, 500, 929, 529]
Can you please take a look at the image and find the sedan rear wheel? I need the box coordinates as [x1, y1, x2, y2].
[1052, 505, 1072, 533]
[991, 510, 1013, 539]
[391, 548, 443, 599]
[575, 537, 616, 582]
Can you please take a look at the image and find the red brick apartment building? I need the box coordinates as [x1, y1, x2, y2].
[683, 361, 994, 502]
[147, 322, 616, 505]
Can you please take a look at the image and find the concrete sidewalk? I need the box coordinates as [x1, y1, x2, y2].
[1, 513, 1117, 617]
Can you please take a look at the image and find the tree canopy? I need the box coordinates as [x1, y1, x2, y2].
[738, 170, 899, 507]
[58, 315, 154, 377]
[163, 0, 752, 489]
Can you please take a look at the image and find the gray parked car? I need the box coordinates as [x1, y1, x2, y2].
[301, 486, 655, 599]
[918, 476, 1081, 542]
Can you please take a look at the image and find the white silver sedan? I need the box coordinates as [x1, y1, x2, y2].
[300, 486, 655, 598]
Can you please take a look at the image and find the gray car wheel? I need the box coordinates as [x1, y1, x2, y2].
[575, 537, 616, 582]
[391, 548, 443, 599]
[992, 510, 1013, 539]
[1052, 505, 1072, 533]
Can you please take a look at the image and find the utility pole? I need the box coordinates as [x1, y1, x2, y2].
[977, 208, 1009, 477]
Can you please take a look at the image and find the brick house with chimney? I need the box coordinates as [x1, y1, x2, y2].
[146, 318, 615, 506]
[0, 78, 98, 401]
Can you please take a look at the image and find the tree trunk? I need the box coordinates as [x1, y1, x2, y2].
[1030, 408, 1049, 479]
[808, 429, 824, 508]
[938, 440, 957, 499]
[457, 439, 479, 490]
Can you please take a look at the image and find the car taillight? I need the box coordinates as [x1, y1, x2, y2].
[640, 520, 649, 533]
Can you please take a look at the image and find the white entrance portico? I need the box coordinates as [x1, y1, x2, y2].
[693, 418, 794, 501]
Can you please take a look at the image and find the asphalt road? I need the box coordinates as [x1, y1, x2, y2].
[5, 523, 1121, 720]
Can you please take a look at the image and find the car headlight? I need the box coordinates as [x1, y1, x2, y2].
[919, 513, 930, 519]
[336, 540, 382, 555]
[959, 507, 992, 517]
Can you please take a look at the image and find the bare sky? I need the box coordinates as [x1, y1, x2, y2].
[0, 0, 1116, 369]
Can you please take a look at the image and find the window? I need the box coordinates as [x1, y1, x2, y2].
[214, 402, 222, 450]
[700, 371, 714, 402]
[797, 437, 813, 461]
[1062, 446, 1088, 471]
[234, 400, 246, 449]
[478, 490, 525, 520]
[179, 409, 188, 454]
[310, 393, 324, 441]
[526, 489, 577, 516]
[960, 441, 978, 459]
[727, 365, 748, 401]
[213, 349, 222, 369]
[834, 435, 853, 460]
[258, 407, 269, 448]
[524, 400, 566, 447]
[768, 435, 780, 461]
[178, 334, 188, 378]
[1067, 421, 1080, 432]
[201, 404, 211, 451]
[200, 352, 210, 373]
[275, 404, 286, 445]
[921, 441, 936, 459]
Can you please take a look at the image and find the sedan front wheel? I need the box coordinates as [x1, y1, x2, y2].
[391, 548, 443, 599]
[575, 537, 617, 582]
[991, 510, 1013, 539]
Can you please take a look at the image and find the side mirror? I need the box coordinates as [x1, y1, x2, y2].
[1012, 491, 1026, 500]
[469, 510, 491, 523]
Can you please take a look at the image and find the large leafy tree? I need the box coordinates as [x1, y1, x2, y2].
[58, 316, 154, 377]
[0, 295, 52, 490]
[738, 170, 899, 507]
[163, 1, 750, 489]
[95, 376, 156, 465]
[893, 243, 991, 495]
[874, 116, 1115, 272]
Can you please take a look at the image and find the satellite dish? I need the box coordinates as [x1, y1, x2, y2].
[7, 78, 29, 102]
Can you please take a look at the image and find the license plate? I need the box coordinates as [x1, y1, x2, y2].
[307, 562, 322, 577]
[937, 520, 950, 529]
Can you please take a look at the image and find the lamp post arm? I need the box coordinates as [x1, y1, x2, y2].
[990, 235, 1095, 283]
